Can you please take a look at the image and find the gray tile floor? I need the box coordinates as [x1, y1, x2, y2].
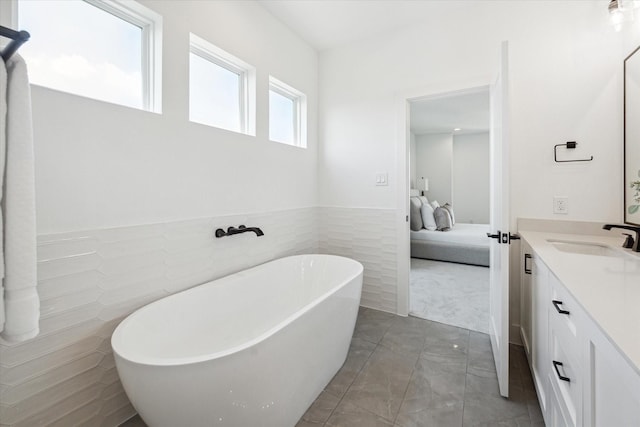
[121, 308, 543, 427]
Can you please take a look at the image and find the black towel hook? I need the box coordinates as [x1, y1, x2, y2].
[0, 25, 30, 62]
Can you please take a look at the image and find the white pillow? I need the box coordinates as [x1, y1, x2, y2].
[430, 200, 440, 210]
[409, 197, 424, 231]
[420, 203, 437, 231]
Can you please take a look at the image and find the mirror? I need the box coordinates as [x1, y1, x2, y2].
[625, 46, 640, 226]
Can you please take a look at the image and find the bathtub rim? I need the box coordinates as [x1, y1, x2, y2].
[111, 254, 363, 367]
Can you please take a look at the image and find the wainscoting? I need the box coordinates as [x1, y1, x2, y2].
[318, 207, 397, 314]
[0, 206, 401, 426]
[0, 208, 318, 427]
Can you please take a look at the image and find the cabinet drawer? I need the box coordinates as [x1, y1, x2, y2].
[549, 323, 582, 427]
[548, 272, 582, 362]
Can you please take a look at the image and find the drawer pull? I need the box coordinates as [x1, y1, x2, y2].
[553, 360, 571, 382]
[552, 300, 570, 315]
[524, 254, 532, 274]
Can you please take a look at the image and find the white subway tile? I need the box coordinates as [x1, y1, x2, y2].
[37, 236, 98, 262]
[39, 303, 102, 335]
[12, 383, 103, 427]
[40, 290, 103, 319]
[37, 270, 102, 301]
[0, 208, 337, 426]
[0, 336, 103, 386]
[37, 253, 102, 282]
[1, 352, 103, 405]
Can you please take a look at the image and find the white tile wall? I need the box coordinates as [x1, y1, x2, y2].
[0, 208, 318, 427]
[0, 206, 399, 426]
[318, 207, 397, 313]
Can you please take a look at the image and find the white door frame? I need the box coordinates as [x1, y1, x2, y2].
[395, 81, 492, 316]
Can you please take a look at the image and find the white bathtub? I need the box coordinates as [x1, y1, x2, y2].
[111, 254, 363, 427]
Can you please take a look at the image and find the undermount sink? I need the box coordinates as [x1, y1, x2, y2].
[547, 239, 625, 257]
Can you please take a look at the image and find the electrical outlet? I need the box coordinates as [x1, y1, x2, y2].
[554, 196, 568, 214]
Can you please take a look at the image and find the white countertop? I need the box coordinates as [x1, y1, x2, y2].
[519, 231, 640, 374]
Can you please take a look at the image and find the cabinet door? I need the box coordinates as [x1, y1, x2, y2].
[531, 256, 549, 416]
[520, 241, 533, 359]
[583, 322, 640, 427]
[549, 376, 573, 427]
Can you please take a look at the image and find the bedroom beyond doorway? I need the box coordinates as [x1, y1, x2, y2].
[407, 87, 491, 333]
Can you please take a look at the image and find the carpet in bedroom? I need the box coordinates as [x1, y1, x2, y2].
[410, 258, 489, 334]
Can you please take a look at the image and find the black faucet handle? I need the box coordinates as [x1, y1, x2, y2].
[603, 224, 640, 252]
[622, 233, 635, 249]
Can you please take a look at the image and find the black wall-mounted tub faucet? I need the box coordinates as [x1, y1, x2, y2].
[602, 224, 640, 252]
[215, 225, 264, 238]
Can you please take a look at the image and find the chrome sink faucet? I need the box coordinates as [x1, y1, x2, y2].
[602, 224, 640, 252]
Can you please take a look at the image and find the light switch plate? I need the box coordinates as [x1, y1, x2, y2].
[375, 173, 388, 186]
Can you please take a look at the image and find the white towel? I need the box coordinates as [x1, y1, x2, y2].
[0, 54, 39, 343]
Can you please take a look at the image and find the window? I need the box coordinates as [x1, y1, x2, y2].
[17, 0, 162, 112]
[269, 77, 306, 147]
[189, 33, 255, 135]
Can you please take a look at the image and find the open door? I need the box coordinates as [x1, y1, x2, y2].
[488, 41, 510, 398]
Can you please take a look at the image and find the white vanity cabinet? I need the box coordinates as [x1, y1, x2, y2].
[520, 242, 551, 416]
[520, 240, 533, 359]
[547, 272, 583, 427]
[531, 255, 550, 416]
[582, 319, 640, 427]
[520, 243, 640, 427]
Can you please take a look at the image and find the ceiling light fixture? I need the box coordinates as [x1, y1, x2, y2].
[609, 0, 625, 31]
[453, 128, 461, 132]
[608, 0, 639, 32]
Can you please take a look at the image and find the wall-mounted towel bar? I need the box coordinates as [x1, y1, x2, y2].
[0, 25, 30, 62]
[554, 141, 593, 163]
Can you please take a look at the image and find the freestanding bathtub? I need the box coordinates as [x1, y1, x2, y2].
[111, 254, 363, 427]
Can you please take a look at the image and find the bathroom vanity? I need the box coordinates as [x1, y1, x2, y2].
[519, 230, 640, 427]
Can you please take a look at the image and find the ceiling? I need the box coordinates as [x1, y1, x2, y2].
[258, 0, 470, 51]
[258, 1, 491, 136]
[410, 90, 490, 135]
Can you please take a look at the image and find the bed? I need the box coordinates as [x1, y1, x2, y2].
[410, 223, 490, 267]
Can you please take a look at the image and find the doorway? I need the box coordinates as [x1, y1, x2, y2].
[406, 88, 491, 333]
[396, 42, 511, 398]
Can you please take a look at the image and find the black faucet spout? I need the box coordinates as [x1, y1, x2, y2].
[249, 227, 265, 236]
[215, 225, 264, 238]
[603, 224, 640, 252]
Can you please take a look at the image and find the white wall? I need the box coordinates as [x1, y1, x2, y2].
[1, 2, 320, 425]
[319, 0, 640, 337]
[414, 133, 452, 204]
[409, 131, 416, 188]
[28, 0, 318, 234]
[452, 132, 490, 223]
[319, 1, 636, 218]
[412, 132, 489, 223]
